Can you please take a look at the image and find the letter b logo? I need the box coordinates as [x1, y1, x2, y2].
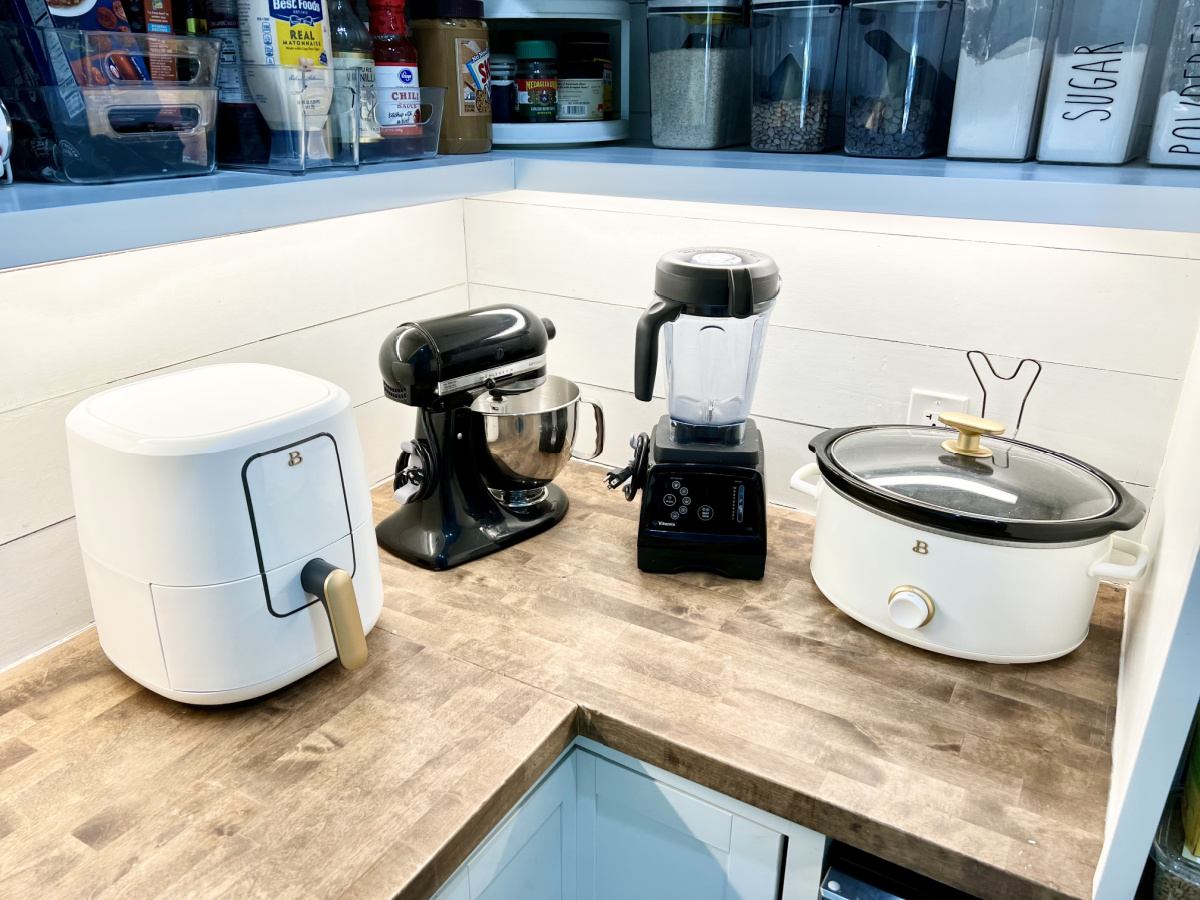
[912, 541, 929, 555]
[288, 451, 303, 467]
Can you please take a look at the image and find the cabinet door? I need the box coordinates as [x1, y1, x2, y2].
[447, 753, 577, 900]
[578, 752, 784, 900]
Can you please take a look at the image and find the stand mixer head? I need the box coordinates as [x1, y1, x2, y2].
[376, 304, 603, 570]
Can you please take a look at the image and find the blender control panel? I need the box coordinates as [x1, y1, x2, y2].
[644, 468, 762, 537]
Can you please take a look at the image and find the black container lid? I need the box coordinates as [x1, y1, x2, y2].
[654, 248, 780, 317]
[409, 0, 484, 20]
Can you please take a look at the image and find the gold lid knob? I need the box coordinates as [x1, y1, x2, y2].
[939, 412, 1005, 459]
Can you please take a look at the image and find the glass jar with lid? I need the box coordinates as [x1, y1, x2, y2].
[751, 0, 847, 153]
[1149, 0, 1200, 166]
[648, 0, 752, 149]
[843, 0, 962, 158]
[515, 40, 558, 123]
[1037, 0, 1162, 164]
[946, 0, 1057, 160]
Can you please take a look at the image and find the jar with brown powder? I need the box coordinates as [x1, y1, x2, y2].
[410, 0, 491, 154]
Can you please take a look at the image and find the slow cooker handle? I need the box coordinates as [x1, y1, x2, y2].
[1088, 536, 1151, 583]
[790, 463, 821, 499]
[301, 559, 369, 670]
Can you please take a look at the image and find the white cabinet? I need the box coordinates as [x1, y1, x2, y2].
[433, 738, 826, 900]
[435, 755, 578, 900]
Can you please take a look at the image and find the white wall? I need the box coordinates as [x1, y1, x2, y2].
[463, 190, 1200, 518]
[0, 200, 471, 671]
[1094, 326, 1200, 899]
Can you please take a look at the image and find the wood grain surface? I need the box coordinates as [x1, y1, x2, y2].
[0, 462, 1122, 900]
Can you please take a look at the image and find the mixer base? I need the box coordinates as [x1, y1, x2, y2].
[376, 483, 569, 571]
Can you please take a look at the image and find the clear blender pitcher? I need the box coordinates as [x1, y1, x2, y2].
[635, 249, 779, 445]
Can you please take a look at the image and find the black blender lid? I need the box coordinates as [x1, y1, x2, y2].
[654, 248, 780, 317]
[409, 0, 484, 19]
[809, 417, 1145, 544]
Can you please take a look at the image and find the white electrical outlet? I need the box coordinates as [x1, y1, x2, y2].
[907, 389, 969, 427]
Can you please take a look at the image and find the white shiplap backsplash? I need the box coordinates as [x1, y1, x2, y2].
[1, 191, 1196, 669]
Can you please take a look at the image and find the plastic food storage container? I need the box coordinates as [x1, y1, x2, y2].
[1149, 0, 1200, 166]
[844, 0, 961, 158]
[1153, 792, 1200, 900]
[947, 0, 1056, 160]
[1037, 0, 1161, 164]
[751, 0, 846, 152]
[0, 26, 220, 184]
[648, 0, 752, 149]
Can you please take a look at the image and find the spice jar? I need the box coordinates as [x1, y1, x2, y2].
[1149, 0, 1200, 167]
[947, 0, 1055, 160]
[516, 40, 558, 123]
[561, 32, 614, 120]
[491, 53, 516, 124]
[410, 0, 491, 154]
[751, 0, 846, 153]
[648, 0, 751, 149]
[1037, 0, 1161, 165]
[843, 0, 961, 159]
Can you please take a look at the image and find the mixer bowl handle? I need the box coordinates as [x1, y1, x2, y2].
[574, 397, 606, 461]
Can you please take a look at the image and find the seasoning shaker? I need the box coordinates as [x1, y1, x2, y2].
[947, 0, 1057, 160]
[1036, 0, 1162, 164]
[410, 0, 491, 154]
[648, 0, 751, 149]
[1149, 0, 1200, 166]
[515, 40, 558, 123]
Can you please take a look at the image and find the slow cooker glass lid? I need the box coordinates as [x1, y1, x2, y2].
[827, 427, 1117, 523]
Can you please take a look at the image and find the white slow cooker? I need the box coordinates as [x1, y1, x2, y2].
[790, 412, 1149, 663]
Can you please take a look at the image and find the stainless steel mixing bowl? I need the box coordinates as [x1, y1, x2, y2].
[470, 376, 605, 508]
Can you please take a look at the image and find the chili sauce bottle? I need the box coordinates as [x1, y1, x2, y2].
[367, 0, 423, 159]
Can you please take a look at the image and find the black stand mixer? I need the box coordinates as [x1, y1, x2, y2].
[377, 304, 604, 570]
[607, 249, 780, 580]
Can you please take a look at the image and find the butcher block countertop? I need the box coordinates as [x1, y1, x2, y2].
[0, 463, 1123, 900]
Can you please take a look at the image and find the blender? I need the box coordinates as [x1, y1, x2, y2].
[607, 248, 779, 579]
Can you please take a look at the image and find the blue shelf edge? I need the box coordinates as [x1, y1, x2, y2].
[3, 144, 1199, 270]
[0, 156, 516, 270]
[499, 145, 1200, 234]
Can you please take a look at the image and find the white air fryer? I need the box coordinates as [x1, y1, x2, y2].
[66, 363, 384, 704]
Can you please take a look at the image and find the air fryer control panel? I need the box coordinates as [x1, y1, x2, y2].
[644, 466, 762, 537]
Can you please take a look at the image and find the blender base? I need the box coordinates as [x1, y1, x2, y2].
[637, 417, 768, 580]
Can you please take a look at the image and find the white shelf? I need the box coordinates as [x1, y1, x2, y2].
[494, 119, 630, 146]
[483, 0, 629, 20]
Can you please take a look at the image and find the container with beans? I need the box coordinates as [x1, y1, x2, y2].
[843, 0, 961, 158]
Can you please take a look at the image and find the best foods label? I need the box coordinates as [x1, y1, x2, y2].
[264, 0, 329, 66]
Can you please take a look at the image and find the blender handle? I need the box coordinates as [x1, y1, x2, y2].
[574, 398, 606, 461]
[634, 298, 685, 401]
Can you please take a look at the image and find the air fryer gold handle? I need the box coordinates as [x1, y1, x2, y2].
[301, 559, 368, 670]
[938, 412, 1005, 459]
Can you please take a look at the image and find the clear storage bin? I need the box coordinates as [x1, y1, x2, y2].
[751, 0, 846, 152]
[648, 0, 752, 149]
[844, 0, 961, 158]
[1037, 0, 1161, 164]
[947, 0, 1056, 160]
[1153, 792, 1200, 900]
[224, 67, 443, 174]
[1149, 0, 1200, 166]
[0, 26, 220, 183]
